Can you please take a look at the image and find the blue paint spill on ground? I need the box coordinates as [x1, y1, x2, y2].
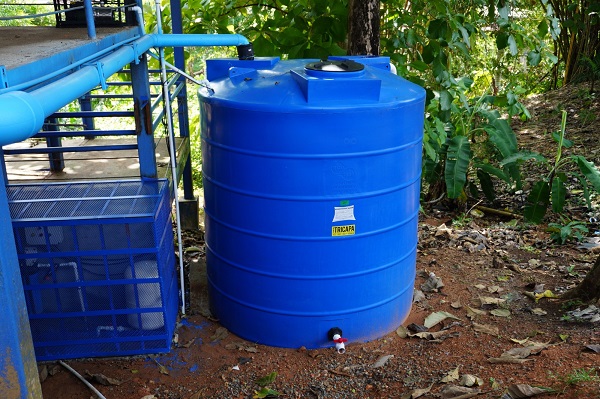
[189, 364, 199, 372]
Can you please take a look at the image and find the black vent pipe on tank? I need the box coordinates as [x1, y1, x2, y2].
[237, 43, 255, 60]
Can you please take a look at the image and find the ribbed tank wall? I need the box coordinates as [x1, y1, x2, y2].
[199, 57, 426, 348]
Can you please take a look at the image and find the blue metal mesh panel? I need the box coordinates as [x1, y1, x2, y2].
[9, 179, 178, 361]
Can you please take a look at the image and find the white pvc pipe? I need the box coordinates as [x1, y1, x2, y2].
[59, 361, 107, 399]
[155, 0, 186, 316]
[131, 5, 145, 35]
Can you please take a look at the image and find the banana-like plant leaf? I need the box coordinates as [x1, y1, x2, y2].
[524, 181, 550, 223]
[476, 163, 510, 184]
[500, 151, 547, 167]
[445, 136, 472, 199]
[551, 131, 573, 148]
[574, 172, 592, 208]
[487, 119, 518, 158]
[574, 155, 600, 193]
[506, 163, 523, 190]
[477, 169, 496, 201]
[551, 178, 566, 213]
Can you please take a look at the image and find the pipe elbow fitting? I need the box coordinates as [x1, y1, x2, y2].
[0, 91, 45, 146]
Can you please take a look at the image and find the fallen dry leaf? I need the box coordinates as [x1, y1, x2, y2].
[413, 289, 426, 303]
[466, 306, 487, 319]
[396, 326, 409, 338]
[502, 344, 549, 359]
[439, 384, 480, 399]
[424, 311, 460, 329]
[459, 374, 483, 387]
[401, 384, 433, 399]
[421, 272, 444, 292]
[180, 338, 195, 348]
[210, 327, 229, 342]
[488, 357, 533, 364]
[85, 371, 121, 386]
[473, 322, 499, 336]
[440, 366, 460, 383]
[491, 308, 511, 317]
[476, 296, 506, 306]
[488, 285, 502, 293]
[507, 383, 550, 398]
[534, 290, 557, 302]
[584, 344, 600, 353]
[372, 354, 394, 368]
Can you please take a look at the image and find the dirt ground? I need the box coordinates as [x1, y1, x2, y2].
[38, 83, 600, 399]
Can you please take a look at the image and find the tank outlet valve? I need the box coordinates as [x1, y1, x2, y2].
[327, 327, 348, 354]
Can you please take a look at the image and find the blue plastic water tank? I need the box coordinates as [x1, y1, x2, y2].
[199, 56, 426, 349]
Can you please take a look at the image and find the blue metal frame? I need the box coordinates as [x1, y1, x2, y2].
[0, 5, 251, 391]
[170, 0, 194, 200]
[131, 56, 158, 179]
[0, 161, 42, 399]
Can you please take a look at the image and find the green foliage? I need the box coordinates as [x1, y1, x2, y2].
[445, 136, 471, 199]
[254, 372, 279, 398]
[551, 367, 600, 386]
[547, 218, 589, 244]
[177, 0, 348, 58]
[513, 111, 600, 223]
[169, 0, 586, 220]
[255, 372, 278, 387]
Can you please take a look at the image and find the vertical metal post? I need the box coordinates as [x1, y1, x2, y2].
[79, 93, 96, 140]
[83, 0, 97, 40]
[0, 161, 43, 399]
[169, 0, 194, 200]
[130, 56, 157, 179]
[44, 118, 65, 172]
[0, 148, 7, 183]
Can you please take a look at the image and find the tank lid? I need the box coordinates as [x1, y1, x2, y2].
[305, 60, 364, 72]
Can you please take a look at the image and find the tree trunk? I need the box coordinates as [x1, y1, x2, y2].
[347, 0, 380, 55]
[562, 254, 600, 302]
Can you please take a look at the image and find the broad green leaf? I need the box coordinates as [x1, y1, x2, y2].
[409, 60, 429, 72]
[477, 169, 496, 201]
[458, 25, 471, 47]
[427, 18, 449, 40]
[423, 139, 438, 161]
[445, 136, 472, 199]
[253, 388, 280, 398]
[524, 181, 550, 223]
[500, 151, 546, 166]
[499, 4, 510, 20]
[575, 172, 592, 208]
[552, 131, 573, 147]
[496, 32, 509, 49]
[527, 50, 542, 66]
[487, 120, 518, 159]
[574, 156, 600, 193]
[508, 35, 518, 56]
[255, 372, 277, 387]
[537, 19, 549, 37]
[476, 163, 510, 184]
[551, 178, 566, 213]
[439, 90, 453, 111]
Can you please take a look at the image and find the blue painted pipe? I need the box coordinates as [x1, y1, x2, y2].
[0, 33, 249, 146]
[83, 0, 97, 39]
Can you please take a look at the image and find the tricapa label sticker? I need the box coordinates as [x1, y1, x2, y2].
[332, 224, 356, 236]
